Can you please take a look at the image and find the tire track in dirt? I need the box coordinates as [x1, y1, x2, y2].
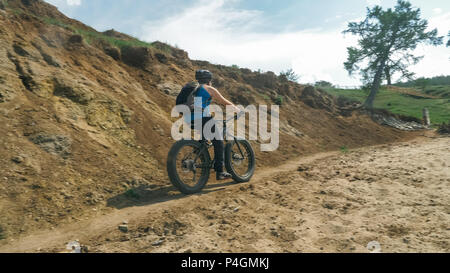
[0, 148, 340, 253]
[1, 136, 448, 253]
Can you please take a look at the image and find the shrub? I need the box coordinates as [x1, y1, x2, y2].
[274, 95, 284, 106]
[125, 189, 140, 199]
[315, 81, 333, 88]
[415, 77, 430, 91]
[120, 46, 150, 68]
[68, 34, 83, 44]
[337, 95, 360, 107]
[104, 47, 121, 60]
[279, 69, 299, 82]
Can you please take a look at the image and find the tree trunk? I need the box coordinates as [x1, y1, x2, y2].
[364, 61, 386, 109]
[385, 67, 392, 85]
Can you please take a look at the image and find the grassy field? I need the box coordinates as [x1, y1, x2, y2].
[420, 85, 450, 99]
[322, 86, 450, 125]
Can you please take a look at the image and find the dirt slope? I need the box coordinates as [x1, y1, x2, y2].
[0, 0, 418, 243]
[1, 135, 448, 253]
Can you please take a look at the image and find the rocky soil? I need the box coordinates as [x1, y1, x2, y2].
[0, 137, 450, 253]
[0, 135, 448, 253]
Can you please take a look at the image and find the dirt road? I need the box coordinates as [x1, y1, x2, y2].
[1, 136, 449, 253]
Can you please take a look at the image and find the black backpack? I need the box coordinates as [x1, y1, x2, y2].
[176, 82, 200, 110]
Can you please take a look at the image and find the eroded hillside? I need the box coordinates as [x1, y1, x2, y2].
[0, 0, 416, 242]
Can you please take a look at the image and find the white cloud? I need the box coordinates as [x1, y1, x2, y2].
[410, 12, 450, 79]
[433, 8, 442, 15]
[140, 0, 361, 85]
[66, 0, 81, 6]
[67, 0, 81, 6]
[45, 0, 448, 86]
[45, 0, 81, 7]
[428, 11, 450, 36]
[366, 0, 382, 7]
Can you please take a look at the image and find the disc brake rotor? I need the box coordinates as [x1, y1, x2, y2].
[232, 153, 244, 166]
[181, 159, 196, 173]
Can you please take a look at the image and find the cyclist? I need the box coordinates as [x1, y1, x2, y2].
[186, 70, 241, 180]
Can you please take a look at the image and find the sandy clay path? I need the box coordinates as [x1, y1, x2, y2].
[1, 136, 449, 253]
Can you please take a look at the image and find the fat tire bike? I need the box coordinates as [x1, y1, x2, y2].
[167, 112, 255, 194]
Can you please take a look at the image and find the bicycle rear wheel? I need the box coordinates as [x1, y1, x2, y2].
[167, 140, 211, 194]
[225, 140, 255, 183]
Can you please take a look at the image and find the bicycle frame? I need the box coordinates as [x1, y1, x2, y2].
[191, 113, 246, 170]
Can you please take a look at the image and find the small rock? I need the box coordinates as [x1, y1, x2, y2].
[152, 238, 165, 246]
[157, 83, 181, 97]
[297, 165, 310, 172]
[271, 230, 280, 237]
[66, 241, 81, 253]
[118, 225, 128, 233]
[11, 156, 24, 164]
[81, 245, 89, 253]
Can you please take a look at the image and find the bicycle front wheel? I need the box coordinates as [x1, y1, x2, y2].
[225, 140, 256, 183]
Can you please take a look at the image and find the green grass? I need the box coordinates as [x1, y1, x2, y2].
[74, 27, 152, 49]
[41, 17, 156, 50]
[274, 95, 284, 106]
[261, 94, 271, 101]
[421, 85, 450, 99]
[2, 0, 25, 15]
[340, 146, 349, 154]
[323, 86, 450, 125]
[124, 189, 140, 200]
[41, 17, 69, 28]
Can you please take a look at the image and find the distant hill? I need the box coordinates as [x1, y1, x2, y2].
[322, 86, 450, 124]
[395, 75, 450, 87]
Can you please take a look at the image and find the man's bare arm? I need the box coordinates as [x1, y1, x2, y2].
[206, 86, 240, 112]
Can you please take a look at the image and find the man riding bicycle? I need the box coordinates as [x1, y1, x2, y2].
[184, 70, 241, 180]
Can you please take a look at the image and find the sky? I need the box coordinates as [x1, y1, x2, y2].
[45, 0, 450, 86]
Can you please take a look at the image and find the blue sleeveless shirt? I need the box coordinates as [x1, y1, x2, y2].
[184, 85, 212, 123]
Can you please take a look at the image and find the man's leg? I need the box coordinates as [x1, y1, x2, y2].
[212, 138, 224, 173]
[202, 117, 231, 180]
